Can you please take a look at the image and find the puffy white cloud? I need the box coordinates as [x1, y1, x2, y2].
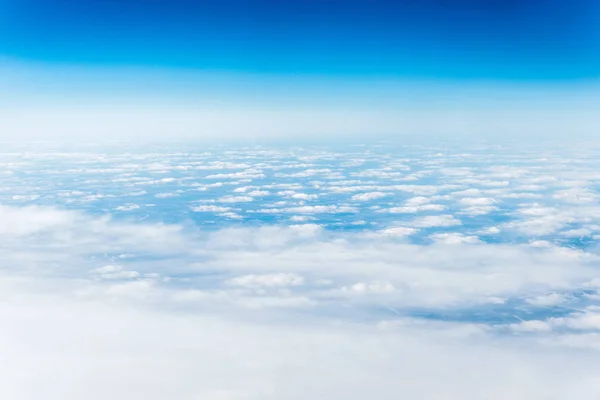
[289, 215, 313, 222]
[429, 233, 481, 244]
[344, 281, 396, 294]
[226, 273, 305, 288]
[5, 286, 600, 400]
[290, 193, 319, 200]
[404, 196, 431, 206]
[154, 192, 181, 198]
[191, 205, 232, 212]
[4, 141, 600, 398]
[218, 212, 244, 220]
[0, 205, 76, 236]
[92, 264, 142, 280]
[115, 203, 140, 211]
[263, 205, 357, 214]
[387, 204, 446, 213]
[525, 292, 567, 307]
[248, 190, 270, 197]
[458, 205, 498, 216]
[204, 169, 265, 180]
[351, 192, 389, 201]
[378, 227, 418, 237]
[408, 215, 461, 228]
[1, 195, 600, 399]
[217, 196, 254, 203]
[458, 197, 496, 206]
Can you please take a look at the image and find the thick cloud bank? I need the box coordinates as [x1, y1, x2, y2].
[1, 205, 600, 399]
[3, 141, 600, 398]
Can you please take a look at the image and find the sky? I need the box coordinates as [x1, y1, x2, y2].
[4, 3, 600, 398]
[1, 0, 599, 140]
[2, 0, 598, 78]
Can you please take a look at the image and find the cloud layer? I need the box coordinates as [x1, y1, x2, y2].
[3, 141, 600, 398]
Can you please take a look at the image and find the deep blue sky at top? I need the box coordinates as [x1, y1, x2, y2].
[1, 0, 599, 80]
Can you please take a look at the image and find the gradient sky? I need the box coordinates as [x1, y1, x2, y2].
[1, 0, 599, 140]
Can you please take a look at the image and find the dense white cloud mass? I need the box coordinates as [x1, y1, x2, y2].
[3, 141, 600, 398]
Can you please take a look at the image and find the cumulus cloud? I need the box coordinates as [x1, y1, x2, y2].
[0, 205, 76, 236]
[429, 233, 481, 244]
[4, 140, 600, 398]
[226, 273, 305, 288]
[258, 205, 357, 214]
[378, 227, 418, 237]
[115, 203, 141, 211]
[1, 202, 600, 398]
[409, 215, 462, 228]
[351, 192, 389, 201]
[458, 197, 496, 206]
[387, 204, 446, 213]
[191, 205, 233, 212]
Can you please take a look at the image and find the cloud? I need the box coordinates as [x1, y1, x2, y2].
[408, 215, 462, 228]
[257, 205, 357, 214]
[525, 292, 567, 307]
[429, 233, 481, 244]
[290, 193, 319, 200]
[5, 138, 600, 398]
[226, 273, 305, 288]
[216, 196, 254, 203]
[343, 281, 396, 294]
[378, 227, 418, 237]
[191, 205, 233, 212]
[5, 286, 600, 400]
[0, 205, 76, 236]
[458, 197, 496, 206]
[115, 203, 141, 211]
[204, 170, 265, 180]
[154, 192, 181, 198]
[2, 204, 600, 398]
[386, 204, 446, 213]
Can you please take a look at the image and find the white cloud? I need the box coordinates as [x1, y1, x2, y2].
[458, 205, 498, 216]
[378, 227, 418, 237]
[289, 215, 313, 222]
[404, 196, 431, 206]
[5, 138, 600, 398]
[409, 215, 462, 228]
[1, 202, 600, 398]
[248, 190, 270, 197]
[459, 197, 496, 206]
[525, 293, 567, 307]
[115, 203, 140, 211]
[217, 196, 254, 203]
[92, 265, 141, 280]
[155, 192, 181, 198]
[276, 205, 357, 214]
[218, 212, 244, 220]
[0, 205, 76, 236]
[204, 170, 265, 180]
[191, 205, 232, 212]
[451, 188, 484, 197]
[387, 204, 446, 213]
[344, 281, 396, 294]
[290, 193, 319, 200]
[429, 233, 481, 244]
[226, 273, 305, 288]
[553, 188, 598, 204]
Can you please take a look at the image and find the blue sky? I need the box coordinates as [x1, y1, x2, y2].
[1, 0, 599, 139]
[2, 0, 599, 79]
